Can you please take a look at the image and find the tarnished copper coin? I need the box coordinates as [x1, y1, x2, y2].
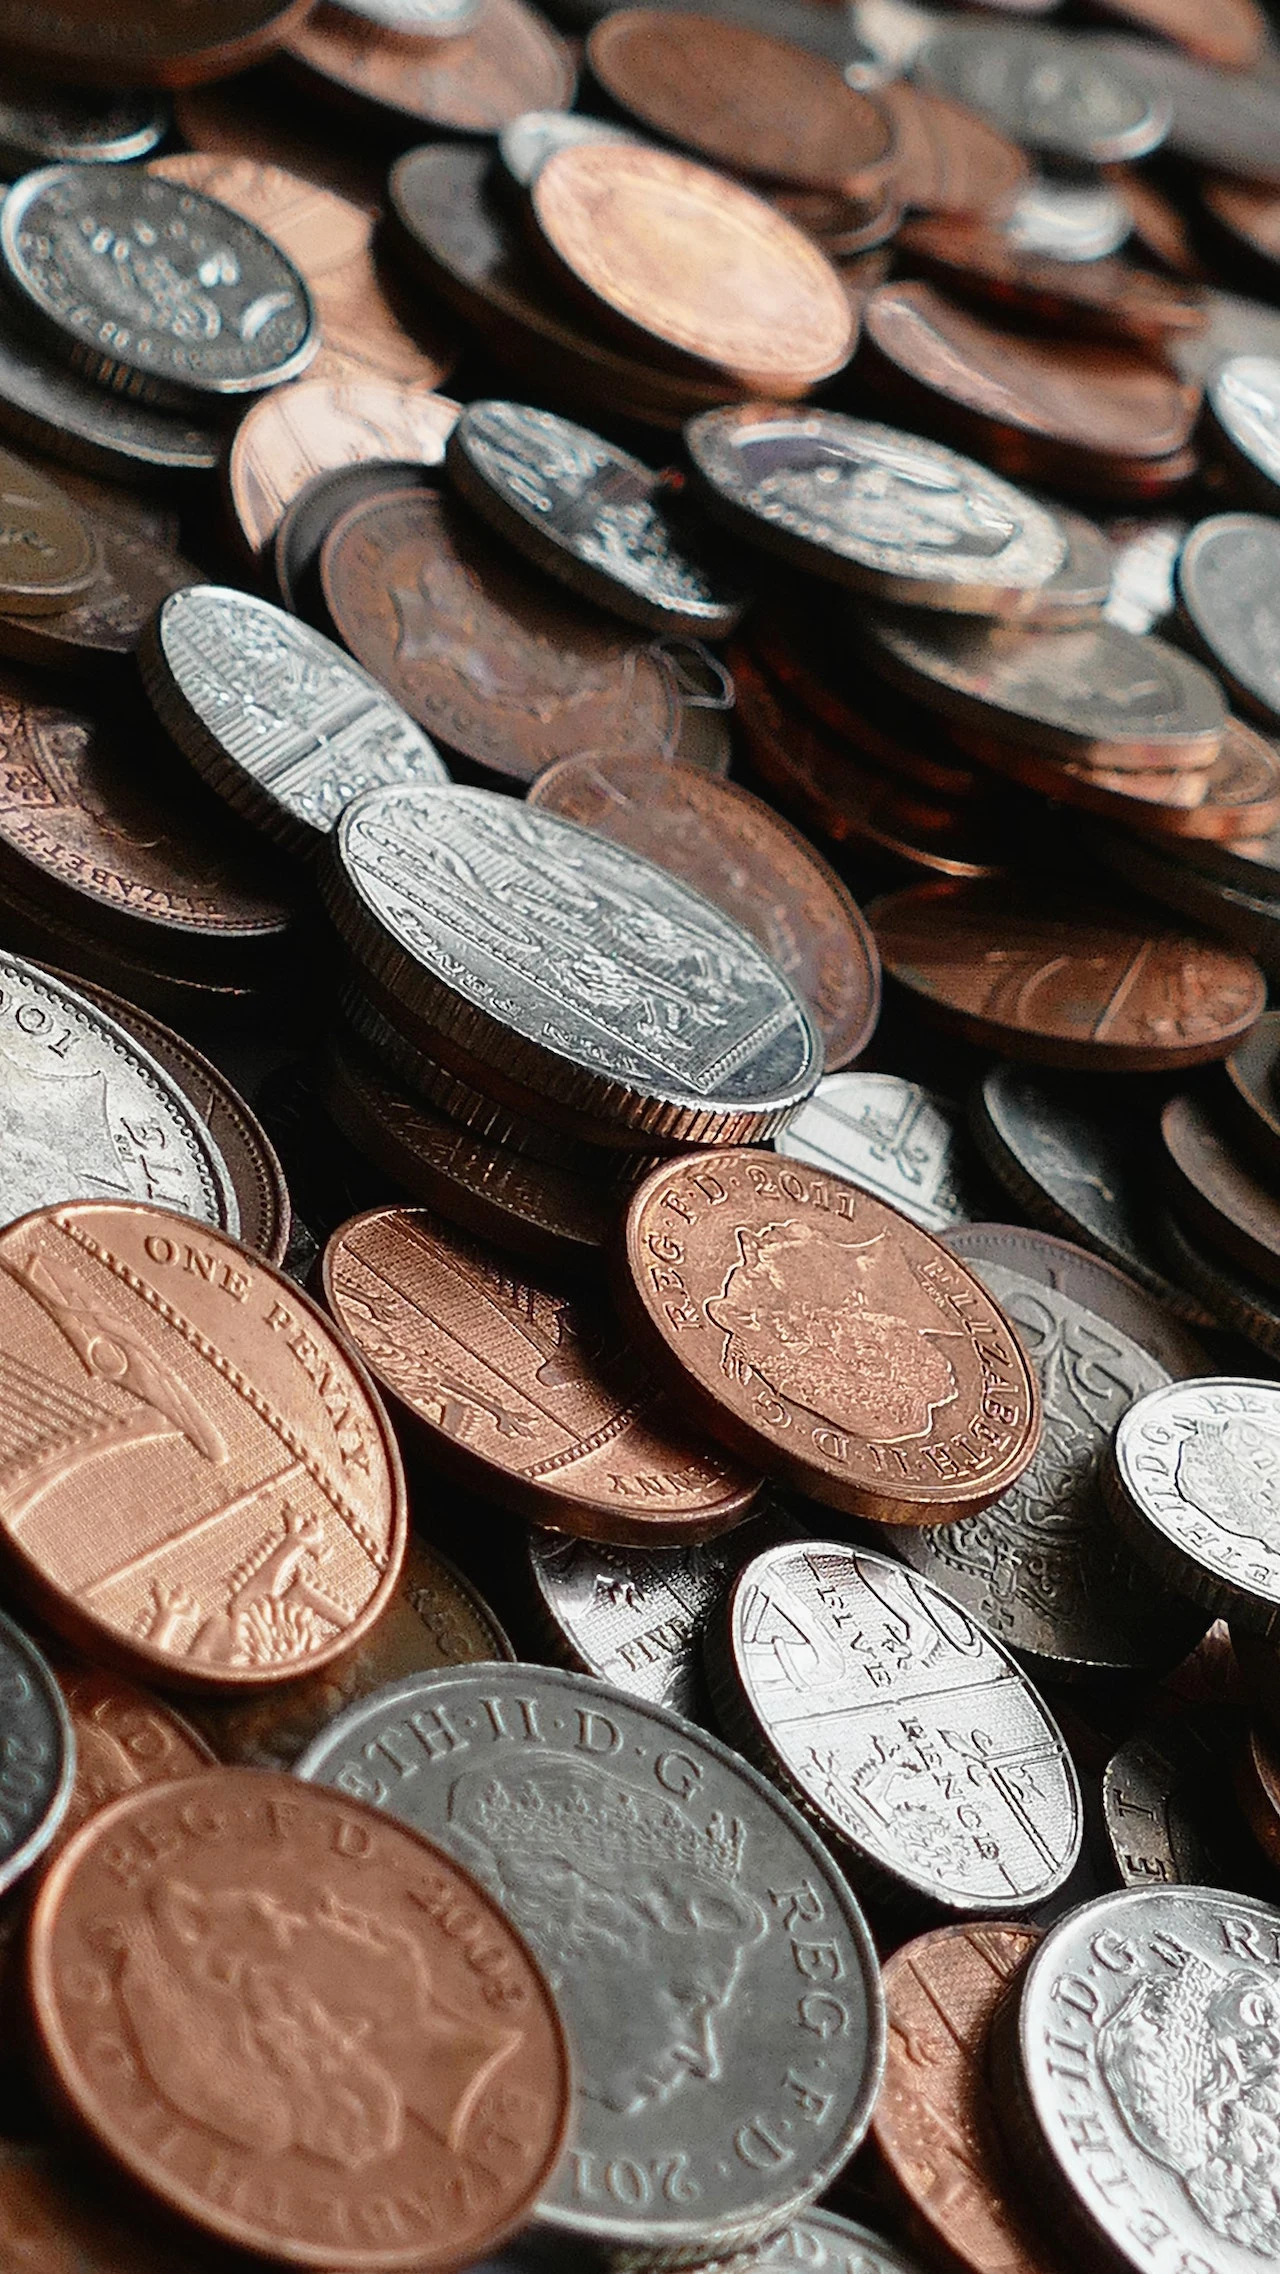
[898, 217, 1205, 344]
[873, 1925, 1049, 2274]
[0, 446, 95, 618]
[530, 141, 854, 396]
[28, 1769, 571, 2269]
[319, 487, 676, 784]
[227, 377, 460, 561]
[1161, 1088, 1280, 1291]
[955, 718, 1280, 842]
[283, 0, 575, 131]
[323, 1205, 762, 1542]
[0, 510, 198, 677]
[1236, 1722, 1280, 1874]
[0, 0, 314, 86]
[586, 11, 894, 194]
[52, 1658, 214, 1852]
[0, 1201, 407, 1692]
[527, 751, 881, 1069]
[872, 879, 1265, 1069]
[1093, 0, 1264, 65]
[618, 1147, 1041, 1523]
[879, 79, 1029, 216]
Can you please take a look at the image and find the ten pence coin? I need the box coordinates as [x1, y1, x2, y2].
[721, 2214, 935, 2274]
[0, 448, 94, 617]
[0, 1200, 407, 1690]
[282, 0, 576, 132]
[617, 1148, 1041, 1524]
[709, 1541, 1082, 1909]
[943, 1223, 1210, 1381]
[775, 1073, 982, 1233]
[526, 751, 881, 1069]
[227, 377, 460, 559]
[870, 879, 1265, 1069]
[322, 1207, 763, 1544]
[1177, 514, 1280, 729]
[0, 290, 219, 484]
[0, 1611, 72, 1897]
[529, 142, 854, 396]
[0, 0, 314, 85]
[27, 1769, 571, 2269]
[1108, 1376, 1280, 1637]
[297, 1662, 886, 2256]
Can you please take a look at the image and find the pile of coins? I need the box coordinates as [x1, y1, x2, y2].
[0, 4, 1279, 2273]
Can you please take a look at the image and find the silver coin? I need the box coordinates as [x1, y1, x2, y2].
[140, 587, 449, 857]
[0, 85, 168, 170]
[916, 25, 1170, 163]
[1109, 1376, 1280, 1637]
[1100, 36, 1280, 181]
[720, 2210, 930, 2274]
[447, 401, 744, 637]
[0, 289, 218, 481]
[1177, 513, 1280, 729]
[886, 1260, 1205, 1680]
[1003, 175, 1131, 263]
[331, 0, 481, 32]
[994, 1884, 1280, 2274]
[1102, 1720, 1236, 1889]
[1171, 287, 1280, 388]
[775, 1073, 978, 1232]
[0, 1609, 73, 1896]
[710, 1541, 1083, 1913]
[499, 109, 640, 189]
[685, 409, 1065, 614]
[323, 786, 823, 1149]
[1101, 516, 1184, 635]
[297, 1662, 884, 2257]
[1208, 356, 1280, 507]
[1, 165, 317, 410]
[943, 1221, 1210, 1381]
[0, 954, 234, 1234]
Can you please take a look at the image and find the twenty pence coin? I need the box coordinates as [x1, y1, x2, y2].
[27, 1769, 571, 2268]
[617, 1148, 1041, 1523]
[297, 1661, 885, 2255]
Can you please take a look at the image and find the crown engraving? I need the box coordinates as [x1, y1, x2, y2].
[468, 1772, 747, 1886]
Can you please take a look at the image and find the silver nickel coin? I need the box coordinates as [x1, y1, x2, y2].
[0, 85, 168, 170]
[1177, 513, 1280, 728]
[0, 1608, 73, 1896]
[1110, 1375, 1280, 1637]
[775, 1073, 978, 1233]
[915, 24, 1170, 163]
[724, 2210, 932, 2274]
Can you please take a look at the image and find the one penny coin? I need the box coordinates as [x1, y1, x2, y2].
[1177, 513, 1280, 730]
[872, 878, 1265, 1069]
[0, 1200, 407, 1690]
[530, 141, 854, 395]
[51, 1657, 214, 1852]
[618, 1147, 1041, 1523]
[28, 1769, 571, 2269]
[1161, 1088, 1280, 1290]
[323, 1206, 763, 1543]
[586, 11, 894, 194]
[527, 750, 881, 1069]
[0, 0, 314, 85]
[873, 1924, 1051, 2274]
[0, 446, 95, 617]
[898, 216, 1206, 343]
[227, 377, 459, 560]
[318, 487, 676, 784]
[878, 79, 1029, 215]
[283, 0, 576, 132]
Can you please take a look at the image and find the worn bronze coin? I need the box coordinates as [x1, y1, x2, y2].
[873, 1924, 1050, 2274]
[619, 1147, 1040, 1524]
[777, 1074, 983, 1233]
[527, 751, 880, 1069]
[1161, 1087, 1280, 1291]
[586, 11, 894, 193]
[28, 1769, 571, 2269]
[0, 0, 314, 85]
[750, 603, 991, 796]
[1177, 513, 1280, 731]
[1223, 1009, 1280, 1177]
[52, 1658, 214, 1855]
[319, 486, 677, 784]
[0, 446, 94, 618]
[952, 730, 1218, 830]
[530, 142, 855, 396]
[0, 2135, 223, 2270]
[916, 24, 1170, 164]
[228, 377, 459, 562]
[0, 1200, 407, 1691]
[874, 879, 1265, 1069]
[1236, 1722, 1280, 1874]
[274, 459, 433, 621]
[1202, 176, 1280, 287]
[879, 79, 1029, 216]
[944, 1223, 1209, 1380]
[283, 0, 576, 131]
[0, 511, 199, 677]
[323, 1205, 762, 1542]
[898, 217, 1205, 343]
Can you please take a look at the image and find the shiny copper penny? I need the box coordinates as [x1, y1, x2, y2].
[527, 751, 881, 1069]
[953, 725, 1216, 826]
[879, 80, 1029, 216]
[530, 141, 854, 396]
[872, 878, 1266, 1068]
[0, 512, 199, 678]
[1161, 1087, 1280, 1290]
[0, 0, 314, 85]
[617, 1148, 1041, 1523]
[872, 1925, 1051, 2274]
[319, 486, 675, 783]
[323, 1206, 763, 1543]
[28, 1769, 571, 2269]
[0, 447, 95, 618]
[0, 1202, 407, 1692]
[283, 0, 575, 132]
[898, 217, 1206, 343]
[586, 11, 894, 194]
[227, 378, 459, 562]
[149, 154, 456, 399]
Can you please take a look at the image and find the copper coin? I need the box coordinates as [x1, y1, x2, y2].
[1117, 716, 1280, 842]
[752, 606, 989, 799]
[0, 1201, 407, 1692]
[227, 377, 460, 562]
[898, 217, 1205, 343]
[319, 486, 676, 784]
[1201, 175, 1280, 284]
[526, 751, 881, 1069]
[1091, 0, 1264, 65]
[586, 11, 894, 194]
[952, 726, 1253, 834]
[28, 1769, 571, 2268]
[323, 1205, 763, 1542]
[530, 141, 854, 395]
[769, 182, 902, 259]
[861, 280, 1201, 463]
[0, 512, 199, 677]
[1110, 168, 1204, 280]
[52, 1658, 214, 1854]
[1161, 1087, 1280, 1291]
[0, 447, 95, 618]
[617, 1147, 1041, 1523]
[0, 0, 313, 85]
[873, 879, 1266, 1069]
[872, 1925, 1049, 2274]
[149, 153, 457, 399]
[283, 0, 575, 131]
[878, 79, 1029, 215]
[187, 1533, 513, 1771]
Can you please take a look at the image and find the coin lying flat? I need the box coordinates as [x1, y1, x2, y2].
[711, 1541, 1081, 1910]
[916, 24, 1170, 163]
[140, 586, 448, 857]
[0, 290, 219, 482]
[323, 1206, 762, 1543]
[619, 1147, 1040, 1523]
[283, 0, 576, 133]
[0, 1611, 72, 1897]
[1177, 513, 1280, 729]
[1109, 1376, 1280, 1637]
[685, 408, 1065, 613]
[298, 1662, 885, 2257]
[28, 1769, 571, 2270]
[776, 1072, 982, 1231]
[227, 377, 459, 560]
[1, 165, 317, 410]
[0, 0, 314, 85]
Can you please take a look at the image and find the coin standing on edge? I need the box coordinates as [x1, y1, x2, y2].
[0, 1610, 72, 1897]
[1108, 1375, 1280, 1637]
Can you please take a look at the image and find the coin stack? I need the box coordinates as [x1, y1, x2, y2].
[0, 4, 1276, 2273]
